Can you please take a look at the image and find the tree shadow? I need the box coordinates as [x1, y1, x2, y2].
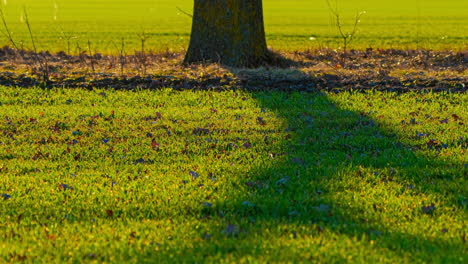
[141, 69, 466, 262]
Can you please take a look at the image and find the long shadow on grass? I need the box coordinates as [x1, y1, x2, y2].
[240, 91, 465, 261]
[147, 85, 466, 262]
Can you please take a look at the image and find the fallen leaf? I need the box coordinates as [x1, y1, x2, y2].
[224, 224, 239, 237]
[203, 233, 212, 240]
[422, 203, 436, 214]
[190, 171, 199, 179]
[276, 177, 290, 186]
[192, 127, 210, 135]
[59, 184, 74, 191]
[257, 117, 266, 126]
[151, 139, 160, 150]
[201, 202, 212, 208]
[427, 139, 441, 148]
[208, 172, 216, 181]
[155, 112, 162, 120]
[133, 158, 152, 164]
[291, 231, 297, 239]
[451, 114, 461, 121]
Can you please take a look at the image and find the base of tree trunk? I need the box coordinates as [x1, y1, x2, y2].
[184, 49, 272, 68]
[184, 0, 270, 68]
[185, 49, 298, 69]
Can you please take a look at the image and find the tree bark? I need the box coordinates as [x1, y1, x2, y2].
[184, 0, 269, 67]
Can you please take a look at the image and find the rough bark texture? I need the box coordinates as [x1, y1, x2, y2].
[184, 0, 269, 67]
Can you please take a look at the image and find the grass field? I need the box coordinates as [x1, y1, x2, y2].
[0, 87, 466, 262]
[0, 0, 466, 263]
[0, 0, 467, 53]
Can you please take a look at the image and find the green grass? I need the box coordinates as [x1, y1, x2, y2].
[0, 0, 467, 53]
[0, 87, 466, 262]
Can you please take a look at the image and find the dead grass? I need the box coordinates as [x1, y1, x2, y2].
[0, 46, 465, 93]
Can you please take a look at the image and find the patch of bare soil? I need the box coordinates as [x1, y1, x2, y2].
[0, 46, 466, 93]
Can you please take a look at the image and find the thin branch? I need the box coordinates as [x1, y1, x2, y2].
[23, 7, 49, 82]
[349, 11, 366, 43]
[0, 6, 18, 49]
[176, 6, 193, 18]
[23, 7, 37, 53]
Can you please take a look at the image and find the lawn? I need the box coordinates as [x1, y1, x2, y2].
[0, 87, 466, 262]
[0, 0, 467, 53]
[0, 0, 466, 262]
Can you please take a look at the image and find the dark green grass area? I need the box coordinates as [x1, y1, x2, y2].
[0, 87, 466, 263]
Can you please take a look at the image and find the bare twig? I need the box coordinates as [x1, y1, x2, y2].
[113, 37, 127, 76]
[0, 6, 18, 49]
[136, 29, 150, 75]
[23, 7, 37, 53]
[23, 7, 49, 83]
[58, 26, 77, 55]
[176, 6, 193, 18]
[87, 39, 95, 73]
[326, 0, 365, 55]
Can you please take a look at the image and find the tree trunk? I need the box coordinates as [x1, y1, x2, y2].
[184, 0, 269, 67]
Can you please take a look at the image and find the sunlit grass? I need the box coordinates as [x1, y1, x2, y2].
[0, 0, 466, 53]
[0, 87, 466, 262]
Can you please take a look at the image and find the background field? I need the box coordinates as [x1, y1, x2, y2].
[0, 0, 467, 53]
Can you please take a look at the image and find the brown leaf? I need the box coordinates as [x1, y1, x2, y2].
[155, 112, 162, 120]
[451, 114, 461, 121]
[427, 139, 441, 148]
[257, 117, 266, 126]
[151, 139, 160, 150]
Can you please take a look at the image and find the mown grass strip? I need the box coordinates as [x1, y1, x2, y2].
[0, 0, 467, 52]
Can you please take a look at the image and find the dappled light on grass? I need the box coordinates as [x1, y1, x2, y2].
[0, 88, 466, 262]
